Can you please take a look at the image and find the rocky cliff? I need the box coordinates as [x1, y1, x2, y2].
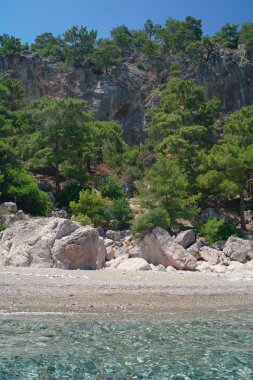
[0, 46, 252, 144]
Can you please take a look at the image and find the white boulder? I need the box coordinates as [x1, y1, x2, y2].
[117, 258, 151, 271]
[107, 253, 129, 269]
[0, 218, 106, 269]
[139, 227, 197, 270]
[223, 236, 253, 263]
[199, 247, 228, 265]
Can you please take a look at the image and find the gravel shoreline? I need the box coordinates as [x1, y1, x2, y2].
[0, 267, 253, 318]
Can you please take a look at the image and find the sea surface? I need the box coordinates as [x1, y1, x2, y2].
[0, 309, 252, 380]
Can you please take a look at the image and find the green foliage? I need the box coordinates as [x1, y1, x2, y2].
[132, 208, 171, 236]
[123, 146, 141, 166]
[137, 155, 200, 225]
[149, 78, 220, 193]
[19, 97, 92, 190]
[169, 63, 182, 76]
[224, 105, 253, 146]
[92, 39, 121, 72]
[163, 78, 218, 123]
[99, 176, 125, 200]
[84, 121, 124, 170]
[0, 75, 25, 111]
[200, 217, 243, 244]
[70, 185, 131, 230]
[0, 34, 27, 56]
[0, 221, 5, 232]
[70, 189, 110, 227]
[31, 33, 64, 61]
[55, 182, 82, 207]
[72, 214, 92, 226]
[150, 78, 220, 140]
[198, 144, 246, 196]
[197, 105, 253, 228]
[186, 36, 216, 63]
[198, 105, 253, 196]
[2, 167, 51, 215]
[135, 61, 145, 70]
[110, 197, 132, 230]
[131, 30, 160, 55]
[144, 19, 160, 40]
[156, 16, 202, 53]
[110, 25, 132, 52]
[0, 76, 25, 172]
[63, 26, 97, 67]
[239, 22, 253, 58]
[214, 23, 239, 48]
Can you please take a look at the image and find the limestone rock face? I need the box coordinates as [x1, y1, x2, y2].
[0, 218, 106, 269]
[223, 236, 253, 263]
[117, 258, 151, 271]
[139, 227, 197, 270]
[1, 47, 253, 145]
[175, 229, 196, 249]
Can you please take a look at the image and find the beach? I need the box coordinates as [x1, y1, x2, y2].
[0, 267, 253, 317]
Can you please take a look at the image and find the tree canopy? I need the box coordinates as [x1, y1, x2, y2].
[1, 16, 252, 69]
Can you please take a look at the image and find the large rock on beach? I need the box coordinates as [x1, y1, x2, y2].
[0, 218, 106, 269]
[175, 229, 196, 248]
[117, 258, 151, 271]
[223, 236, 253, 263]
[139, 227, 197, 270]
[107, 253, 129, 269]
[187, 240, 205, 260]
[199, 247, 228, 265]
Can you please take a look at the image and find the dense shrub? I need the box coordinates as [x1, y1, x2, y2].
[99, 176, 125, 200]
[70, 189, 110, 227]
[2, 167, 51, 215]
[131, 208, 171, 236]
[200, 217, 243, 243]
[110, 197, 132, 230]
[56, 182, 82, 207]
[72, 214, 92, 226]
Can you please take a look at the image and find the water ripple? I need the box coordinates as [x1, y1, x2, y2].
[0, 310, 252, 379]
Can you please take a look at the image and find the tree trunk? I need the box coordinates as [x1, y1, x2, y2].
[86, 158, 92, 174]
[240, 191, 246, 230]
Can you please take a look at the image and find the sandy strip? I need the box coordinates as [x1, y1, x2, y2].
[0, 267, 253, 318]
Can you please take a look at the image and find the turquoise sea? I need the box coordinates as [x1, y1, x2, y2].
[0, 310, 253, 380]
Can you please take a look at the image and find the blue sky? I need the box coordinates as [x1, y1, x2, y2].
[2, 0, 253, 44]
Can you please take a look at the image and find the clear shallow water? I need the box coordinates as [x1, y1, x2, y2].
[0, 310, 253, 380]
